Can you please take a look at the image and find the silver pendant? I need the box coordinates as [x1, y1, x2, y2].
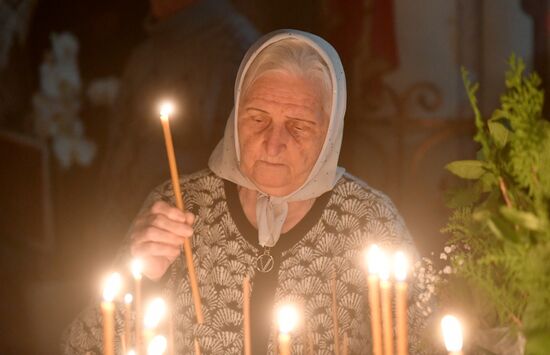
[255, 247, 274, 273]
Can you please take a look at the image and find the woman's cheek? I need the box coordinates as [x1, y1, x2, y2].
[240, 139, 257, 165]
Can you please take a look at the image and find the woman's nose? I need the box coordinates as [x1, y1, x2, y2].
[264, 124, 289, 156]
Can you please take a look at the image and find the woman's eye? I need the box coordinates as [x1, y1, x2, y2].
[251, 116, 266, 124]
[290, 123, 308, 134]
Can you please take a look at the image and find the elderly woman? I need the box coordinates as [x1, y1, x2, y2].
[63, 30, 427, 354]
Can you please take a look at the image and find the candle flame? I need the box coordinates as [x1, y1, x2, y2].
[277, 304, 299, 334]
[144, 297, 167, 329]
[378, 251, 391, 281]
[102, 272, 122, 302]
[147, 335, 167, 355]
[159, 102, 174, 120]
[124, 293, 133, 305]
[127, 350, 136, 355]
[394, 251, 408, 281]
[130, 259, 143, 280]
[441, 315, 463, 351]
[366, 244, 382, 275]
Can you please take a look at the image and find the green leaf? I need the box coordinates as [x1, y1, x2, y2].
[444, 182, 483, 208]
[473, 207, 491, 222]
[475, 148, 486, 161]
[488, 119, 510, 148]
[487, 216, 519, 242]
[500, 206, 542, 231]
[446, 160, 487, 179]
[525, 328, 550, 355]
[480, 171, 498, 192]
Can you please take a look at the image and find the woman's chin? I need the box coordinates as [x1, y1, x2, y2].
[251, 173, 293, 196]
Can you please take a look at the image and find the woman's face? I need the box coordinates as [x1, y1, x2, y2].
[238, 71, 329, 196]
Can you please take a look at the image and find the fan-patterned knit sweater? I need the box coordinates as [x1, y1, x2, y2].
[62, 169, 428, 354]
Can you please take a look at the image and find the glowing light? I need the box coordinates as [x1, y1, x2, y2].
[124, 293, 133, 305]
[130, 259, 143, 280]
[441, 315, 463, 352]
[147, 335, 167, 355]
[159, 102, 174, 120]
[378, 251, 391, 281]
[144, 297, 167, 329]
[394, 251, 408, 281]
[127, 350, 136, 355]
[277, 304, 299, 334]
[366, 245, 383, 275]
[102, 272, 122, 302]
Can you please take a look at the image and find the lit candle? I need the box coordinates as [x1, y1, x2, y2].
[144, 297, 167, 347]
[330, 274, 341, 355]
[147, 335, 167, 355]
[365, 245, 383, 355]
[277, 304, 299, 355]
[441, 315, 464, 355]
[120, 334, 127, 355]
[394, 251, 408, 355]
[243, 276, 251, 355]
[158, 101, 204, 331]
[168, 309, 175, 355]
[379, 251, 394, 355]
[123, 293, 133, 352]
[131, 259, 143, 354]
[307, 330, 314, 355]
[101, 272, 122, 355]
[342, 333, 349, 355]
[194, 339, 202, 355]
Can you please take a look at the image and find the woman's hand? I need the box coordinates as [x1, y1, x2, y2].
[129, 200, 195, 281]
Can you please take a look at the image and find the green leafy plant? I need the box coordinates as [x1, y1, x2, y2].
[441, 56, 550, 354]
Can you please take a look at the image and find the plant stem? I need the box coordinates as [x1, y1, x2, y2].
[499, 177, 513, 208]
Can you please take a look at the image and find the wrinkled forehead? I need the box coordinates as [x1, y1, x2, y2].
[233, 30, 346, 163]
[237, 37, 334, 117]
[239, 72, 329, 124]
[235, 32, 338, 99]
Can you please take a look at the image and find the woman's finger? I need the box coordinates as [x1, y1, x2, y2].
[150, 200, 187, 222]
[147, 213, 194, 237]
[133, 225, 186, 247]
[131, 241, 181, 259]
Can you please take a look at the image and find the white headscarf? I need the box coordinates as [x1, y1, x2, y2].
[209, 29, 346, 247]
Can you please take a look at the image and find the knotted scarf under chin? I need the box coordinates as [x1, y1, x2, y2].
[255, 193, 289, 247]
[208, 29, 347, 248]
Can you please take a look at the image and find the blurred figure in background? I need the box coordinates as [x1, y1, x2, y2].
[99, 0, 258, 244]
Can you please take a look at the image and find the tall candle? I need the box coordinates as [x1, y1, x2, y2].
[379, 252, 394, 355]
[331, 274, 341, 355]
[365, 246, 383, 355]
[441, 315, 464, 355]
[307, 330, 314, 355]
[143, 298, 167, 347]
[131, 259, 143, 354]
[277, 305, 298, 355]
[101, 273, 122, 355]
[243, 276, 251, 355]
[124, 293, 133, 352]
[194, 339, 202, 355]
[159, 102, 204, 326]
[147, 335, 167, 355]
[120, 334, 127, 355]
[168, 311, 175, 355]
[342, 333, 349, 355]
[394, 251, 408, 355]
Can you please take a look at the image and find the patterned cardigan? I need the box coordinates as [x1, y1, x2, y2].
[62, 169, 429, 354]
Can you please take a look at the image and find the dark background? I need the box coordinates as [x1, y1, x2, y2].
[0, 0, 548, 353]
